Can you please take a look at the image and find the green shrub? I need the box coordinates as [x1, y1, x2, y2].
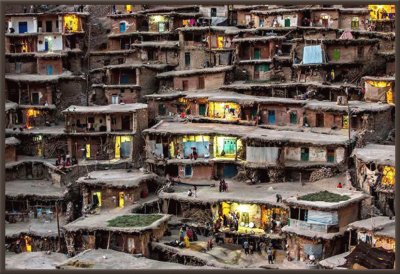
[298, 191, 350, 203]
[107, 214, 162, 227]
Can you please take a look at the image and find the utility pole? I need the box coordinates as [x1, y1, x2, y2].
[56, 201, 61, 252]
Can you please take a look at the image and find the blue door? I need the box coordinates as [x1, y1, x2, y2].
[19, 22, 28, 33]
[120, 22, 126, 32]
[268, 110, 276, 124]
[45, 40, 49, 51]
[223, 164, 238, 178]
[47, 65, 53, 75]
[120, 74, 129, 84]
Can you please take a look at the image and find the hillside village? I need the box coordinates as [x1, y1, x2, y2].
[4, 4, 396, 270]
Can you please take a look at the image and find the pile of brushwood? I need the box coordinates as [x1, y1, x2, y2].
[298, 191, 350, 203]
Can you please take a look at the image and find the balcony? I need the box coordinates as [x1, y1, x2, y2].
[289, 218, 339, 233]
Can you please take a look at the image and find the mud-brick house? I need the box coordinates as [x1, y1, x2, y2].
[5, 13, 38, 35]
[368, 4, 395, 32]
[376, 51, 395, 76]
[177, 26, 237, 70]
[361, 76, 395, 105]
[78, 169, 158, 211]
[107, 11, 146, 36]
[5, 101, 19, 128]
[229, 5, 267, 26]
[309, 7, 339, 29]
[282, 189, 368, 261]
[145, 92, 186, 123]
[90, 63, 170, 102]
[5, 137, 20, 162]
[63, 213, 171, 257]
[233, 35, 287, 81]
[303, 100, 394, 140]
[243, 127, 350, 182]
[338, 8, 370, 31]
[198, 5, 228, 25]
[251, 7, 305, 28]
[143, 121, 249, 180]
[5, 126, 67, 158]
[63, 103, 148, 162]
[5, 179, 66, 223]
[352, 144, 395, 216]
[130, 41, 180, 67]
[257, 97, 306, 127]
[157, 65, 234, 91]
[347, 216, 395, 252]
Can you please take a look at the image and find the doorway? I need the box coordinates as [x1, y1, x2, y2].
[290, 111, 297, 124]
[268, 110, 276, 124]
[316, 113, 324, 127]
[199, 104, 206, 116]
[301, 147, 309, 161]
[284, 17, 291, 27]
[327, 148, 335, 163]
[46, 21, 52, 32]
[121, 115, 131, 131]
[182, 80, 189, 91]
[18, 22, 28, 33]
[118, 192, 125, 208]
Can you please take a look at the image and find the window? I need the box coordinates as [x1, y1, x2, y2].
[88, 117, 95, 123]
[185, 52, 191, 66]
[290, 111, 297, 124]
[126, 5, 132, 13]
[111, 95, 119, 104]
[351, 17, 359, 30]
[357, 46, 364, 59]
[299, 209, 308, 221]
[253, 48, 261, 59]
[182, 80, 189, 91]
[198, 77, 205, 89]
[284, 17, 291, 27]
[259, 18, 265, 27]
[158, 103, 167, 116]
[104, 59, 110, 66]
[120, 73, 129, 84]
[31, 92, 40, 105]
[211, 8, 217, 17]
[217, 36, 224, 48]
[15, 62, 22, 73]
[327, 148, 335, 163]
[46, 21, 52, 32]
[184, 165, 193, 177]
[316, 113, 324, 127]
[333, 49, 340, 61]
[18, 22, 28, 33]
[38, 21, 43, 29]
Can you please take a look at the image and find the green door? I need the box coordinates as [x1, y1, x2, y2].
[254, 48, 261, 59]
[290, 112, 297, 124]
[199, 104, 206, 116]
[301, 148, 309, 161]
[285, 18, 291, 27]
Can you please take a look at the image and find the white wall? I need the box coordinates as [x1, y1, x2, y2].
[275, 14, 299, 27]
[37, 34, 63, 51]
[11, 17, 37, 34]
[309, 147, 327, 162]
[335, 147, 345, 163]
[199, 6, 228, 17]
[246, 146, 280, 163]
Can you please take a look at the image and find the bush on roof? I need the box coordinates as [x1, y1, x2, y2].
[298, 191, 350, 203]
[107, 214, 162, 227]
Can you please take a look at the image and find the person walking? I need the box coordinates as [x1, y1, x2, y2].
[243, 240, 250, 255]
[267, 247, 274, 264]
[219, 179, 223, 192]
[193, 185, 197, 198]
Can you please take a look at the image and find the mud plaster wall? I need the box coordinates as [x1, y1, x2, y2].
[259, 105, 303, 126]
[338, 202, 359, 227]
[88, 184, 148, 209]
[179, 49, 210, 70]
[326, 45, 373, 63]
[5, 146, 17, 162]
[339, 14, 368, 30]
[173, 72, 226, 91]
[5, 162, 51, 181]
[110, 17, 138, 34]
[240, 64, 273, 81]
[58, 79, 87, 119]
[139, 68, 159, 97]
[90, 52, 140, 70]
[311, 10, 339, 28]
[87, 5, 113, 51]
[386, 61, 395, 75]
[5, 60, 37, 74]
[37, 58, 63, 75]
[303, 30, 337, 40]
[260, 13, 302, 28]
[305, 111, 342, 128]
[285, 147, 301, 161]
[105, 88, 140, 104]
[178, 164, 214, 180]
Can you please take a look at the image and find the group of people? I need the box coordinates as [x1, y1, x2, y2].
[177, 226, 198, 248]
[187, 185, 197, 198]
[214, 211, 240, 233]
[56, 154, 78, 168]
[243, 240, 275, 263]
[219, 179, 228, 192]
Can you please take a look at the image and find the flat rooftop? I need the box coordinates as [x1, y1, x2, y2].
[6, 180, 65, 200]
[347, 216, 395, 235]
[63, 207, 171, 234]
[63, 103, 148, 114]
[156, 65, 233, 78]
[352, 144, 395, 166]
[304, 100, 393, 113]
[144, 121, 252, 137]
[245, 127, 352, 145]
[77, 169, 157, 188]
[159, 174, 357, 207]
[6, 252, 68, 270]
[6, 218, 66, 238]
[57, 249, 207, 269]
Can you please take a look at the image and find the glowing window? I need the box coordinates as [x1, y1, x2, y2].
[63, 15, 80, 32]
[126, 5, 132, 13]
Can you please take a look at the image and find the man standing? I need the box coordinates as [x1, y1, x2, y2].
[267, 247, 274, 264]
[243, 240, 250, 255]
[193, 185, 197, 198]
